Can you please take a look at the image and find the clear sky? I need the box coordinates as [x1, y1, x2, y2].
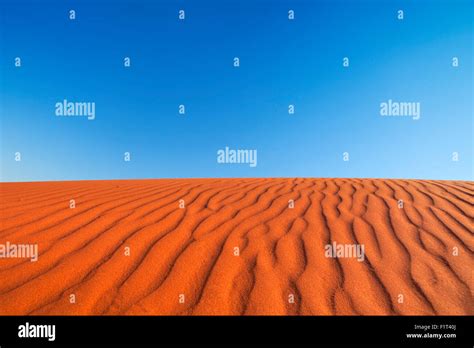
[1, 0, 472, 182]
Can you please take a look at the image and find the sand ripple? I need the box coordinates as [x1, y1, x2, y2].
[0, 178, 472, 315]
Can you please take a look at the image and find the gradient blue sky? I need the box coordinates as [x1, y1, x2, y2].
[1, 0, 472, 182]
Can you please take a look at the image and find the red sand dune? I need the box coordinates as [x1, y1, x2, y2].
[0, 178, 472, 315]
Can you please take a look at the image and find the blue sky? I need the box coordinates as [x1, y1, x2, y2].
[1, 0, 472, 182]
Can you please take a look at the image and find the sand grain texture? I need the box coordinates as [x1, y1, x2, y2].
[0, 178, 472, 315]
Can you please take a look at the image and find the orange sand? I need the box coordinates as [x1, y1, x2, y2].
[0, 178, 472, 315]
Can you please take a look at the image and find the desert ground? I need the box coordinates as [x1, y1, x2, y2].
[0, 178, 472, 315]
